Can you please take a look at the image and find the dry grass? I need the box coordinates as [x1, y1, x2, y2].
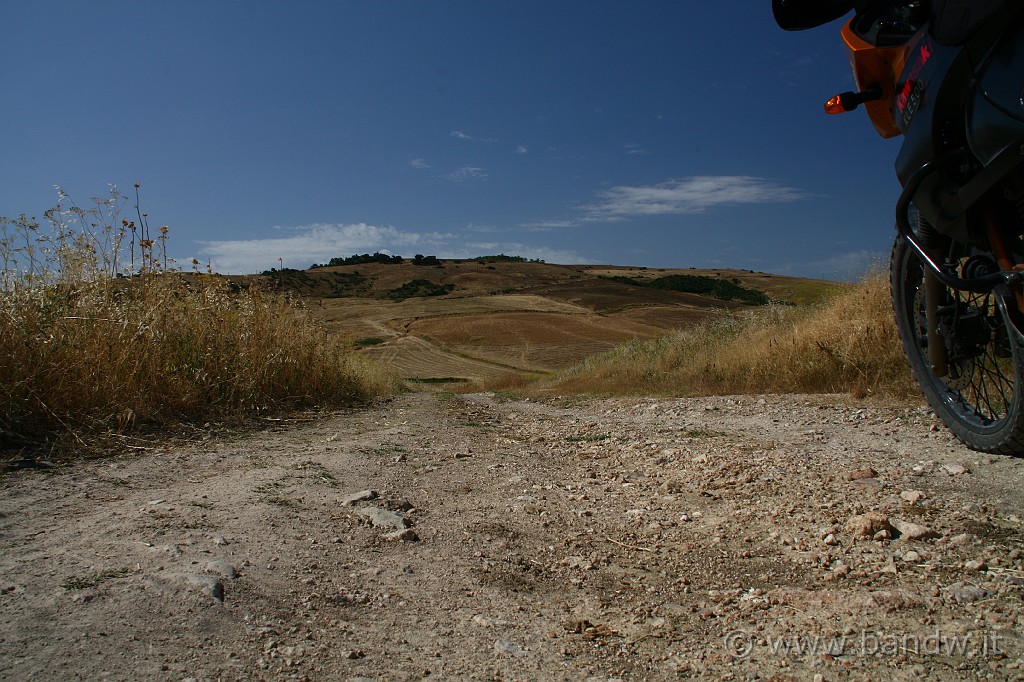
[1, 188, 399, 454]
[519, 271, 918, 401]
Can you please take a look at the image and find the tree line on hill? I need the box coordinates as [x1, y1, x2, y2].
[307, 253, 545, 269]
[309, 252, 440, 268]
[602, 273, 770, 305]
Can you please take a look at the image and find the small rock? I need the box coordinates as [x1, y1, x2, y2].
[341, 650, 365, 660]
[558, 556, 594, 570]
[847, 467, 878, 481]
[823, 534, 839, 546]
[891, 519, 940, 541]
[964, 559, 988, 572]
[206, 560, 238, 579]
[211, 535, 229, 546]
[945, 583, 987, 603]
[847, 512, 894, 538]
[393, 498, 415, 512]
[357, 506, 410, 530]
[494, 638, 528, 656]
[382, 528, 419, 542]
[900, 490, 925, 504]
[949, 533, 975, 546]
[942, 463, 968, 476]
[340, 490, 378, 506]
[186, 575, 224, 602]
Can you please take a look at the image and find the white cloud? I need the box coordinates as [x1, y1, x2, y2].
[194, 222, 591, 274]
[444, 166, 488, 182]
[519, 219, 580, 230]
[580, 176, 807, 221]
[197, 223, 451, 274]
[450, 129, 497, 143]
[409, 158, 429, 169]
[514, 145, 528, 154]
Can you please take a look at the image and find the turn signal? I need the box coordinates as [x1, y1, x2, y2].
[825, 94, 852, 114]
[824, 86, 883, 114]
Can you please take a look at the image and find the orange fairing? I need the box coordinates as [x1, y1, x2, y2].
[841, 20, 910, 138]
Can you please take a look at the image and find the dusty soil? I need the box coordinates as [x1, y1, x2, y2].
[2, 392, 1023, 681]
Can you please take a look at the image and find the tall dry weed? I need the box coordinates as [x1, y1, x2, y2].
[542, 271, 917, 400]
[1, 187, 398, 453]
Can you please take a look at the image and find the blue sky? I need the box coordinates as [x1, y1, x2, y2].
[2, 1, 904, 280]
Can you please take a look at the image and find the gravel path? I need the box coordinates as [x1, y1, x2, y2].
[2, 391, 1023, 680]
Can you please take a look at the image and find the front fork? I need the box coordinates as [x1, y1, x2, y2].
[925, 269, 949, 377]
[923, 204, 1024, 378]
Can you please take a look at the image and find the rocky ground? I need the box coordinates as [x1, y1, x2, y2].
[1, 391, 1023, 681]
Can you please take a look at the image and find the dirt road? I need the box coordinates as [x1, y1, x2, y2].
[2, 391, 1023, 680]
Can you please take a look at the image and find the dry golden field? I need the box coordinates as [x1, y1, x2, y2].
[259, 259, 841, 384]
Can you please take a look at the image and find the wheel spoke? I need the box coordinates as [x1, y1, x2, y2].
[948, 291, 1007, 422]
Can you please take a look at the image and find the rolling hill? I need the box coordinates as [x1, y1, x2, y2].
[253, 258, 842, 383]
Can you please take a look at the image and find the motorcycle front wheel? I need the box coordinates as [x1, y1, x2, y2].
[890, 234, 1024, 455]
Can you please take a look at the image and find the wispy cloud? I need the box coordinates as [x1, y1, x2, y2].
[444, 166, 488, 182]
[408, 158, 429, 169]
[194, 221, 591, 274]
[580, 176, 807, 221]
[197, 223, 451, 274]
[520, 219, 580, 230]
[450, 129, 498, 143]
[514, 145, 528, 154]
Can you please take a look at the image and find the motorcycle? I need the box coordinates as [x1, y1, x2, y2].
[774, 0, 1024, 454]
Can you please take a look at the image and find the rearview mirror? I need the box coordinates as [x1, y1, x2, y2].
[772, 0, 856, 30]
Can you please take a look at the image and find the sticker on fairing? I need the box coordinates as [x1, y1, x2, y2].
[897, 40, 933, 127]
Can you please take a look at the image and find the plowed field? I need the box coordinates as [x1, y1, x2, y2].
[280, 260, 839, 382]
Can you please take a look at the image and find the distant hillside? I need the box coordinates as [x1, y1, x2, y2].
[255, 258, 839, 306]
[245, 259, 844, 384]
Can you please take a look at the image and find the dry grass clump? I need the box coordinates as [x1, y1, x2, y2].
[1, 187, 399, 454]
[538, 271, 918, 400]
